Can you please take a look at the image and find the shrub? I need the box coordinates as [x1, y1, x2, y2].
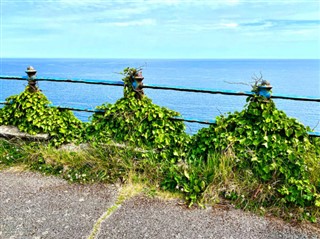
[85, 68, 190, 161]
[189, 95, 319, 207]
[0, 86, 84, 146]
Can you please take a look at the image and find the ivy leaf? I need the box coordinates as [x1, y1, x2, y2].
[184, 170, 190, 179]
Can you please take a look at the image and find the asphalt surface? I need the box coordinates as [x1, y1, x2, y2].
[1, 170, 320, 239]
[0, 170, 118, 239]
[99, 197, 319, 239]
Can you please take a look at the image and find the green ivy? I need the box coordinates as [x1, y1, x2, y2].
[0, 86, 84, 146]
[190, 95, 319, 207]
[85, 68, 190, 161]
[161, 156, 215, 207]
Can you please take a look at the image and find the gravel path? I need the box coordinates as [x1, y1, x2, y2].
[0, 170, 118, 239]
[1, 170, 319, 239]
[99, 197, 320, 239]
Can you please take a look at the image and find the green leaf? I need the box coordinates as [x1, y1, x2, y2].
[184, 170, 190, 179]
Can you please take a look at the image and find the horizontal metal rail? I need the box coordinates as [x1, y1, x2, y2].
[0, 101, 215, 125]
[309, 132, 320, 137]
[1, 75, 319, 102]
[0, 101, 318, 137]
[144, 84, 320, 102]
[0, 75, 125, 86]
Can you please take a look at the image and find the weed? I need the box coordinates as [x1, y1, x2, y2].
[0, 139, 27, 167]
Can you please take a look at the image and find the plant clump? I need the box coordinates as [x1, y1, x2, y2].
[0, 86, 84, 146]
[85, 68, 190, 161]
[188, 94, 319, 208]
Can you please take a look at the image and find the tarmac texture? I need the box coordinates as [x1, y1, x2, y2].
[1, 170, 319, 239]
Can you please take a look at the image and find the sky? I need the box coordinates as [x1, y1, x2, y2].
[0, 0, 319, 59]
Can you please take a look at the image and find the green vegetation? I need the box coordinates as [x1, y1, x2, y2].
[189, 95, 319, 207]
[163, 95, 320, 221]
[85, 67, 189, 162]
[0, 86, 84, 146]
[85, 91, 189, 161]
[0, 67, 319, 223]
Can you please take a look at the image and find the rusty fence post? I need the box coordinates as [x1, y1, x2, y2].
[257, 80, 272, 100]
[131, 71, 144, 100]
[25, 66, 38, 92]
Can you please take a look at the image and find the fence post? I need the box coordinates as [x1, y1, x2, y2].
[132, 71, 144, 100]
[25, 66, 38, 92]
[257, 80, 272, 100]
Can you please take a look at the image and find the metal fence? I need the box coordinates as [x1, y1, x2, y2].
[0, 67, 319, 137]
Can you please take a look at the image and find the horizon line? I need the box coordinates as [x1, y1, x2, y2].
[1, 57, 319, 60]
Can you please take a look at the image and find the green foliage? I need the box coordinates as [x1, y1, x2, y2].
[0, 139, 27, 166]
[28, 144, 138, 184]
[85, 68, 190, 161]
[190, 95, 319, 208]
[1, 136, 320, 222]
[0, 86, 84, 146]
[162, 155, 216, 207]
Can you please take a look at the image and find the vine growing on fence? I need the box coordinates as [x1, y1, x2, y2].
[85, 68, 190, 161]
[0, 86, 84, 146]
[186, 94, 319, 207]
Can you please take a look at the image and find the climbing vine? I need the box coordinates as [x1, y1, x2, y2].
[85, 68, 190, 161]
[187, 93, 319, 207]
[0, 86, 84, 146]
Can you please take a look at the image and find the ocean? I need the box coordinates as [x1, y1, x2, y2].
[0, 58, 319, 134]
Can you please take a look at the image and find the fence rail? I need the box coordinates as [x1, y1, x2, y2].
[0, 74, 319, 137]
[1, 75, 320, 102]
[0, 100, 217, 125]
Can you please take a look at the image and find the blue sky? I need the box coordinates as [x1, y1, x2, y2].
[1, 0, 319, 59]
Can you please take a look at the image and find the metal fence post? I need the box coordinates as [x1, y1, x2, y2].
[131, 71, 144, 100]
[257, 80, 272, 100]
[25, 66, 38, 92]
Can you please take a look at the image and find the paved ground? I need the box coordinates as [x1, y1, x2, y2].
[0, 170, 118, 239]
[99, 197, 319, 239]
[1, 170, 320, 239]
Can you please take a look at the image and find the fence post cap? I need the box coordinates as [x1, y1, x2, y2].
[134, 71, 144, 81]
[25, 66, 37, 73]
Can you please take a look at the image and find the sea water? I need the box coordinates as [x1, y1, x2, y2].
[0, 58, 319, 134]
